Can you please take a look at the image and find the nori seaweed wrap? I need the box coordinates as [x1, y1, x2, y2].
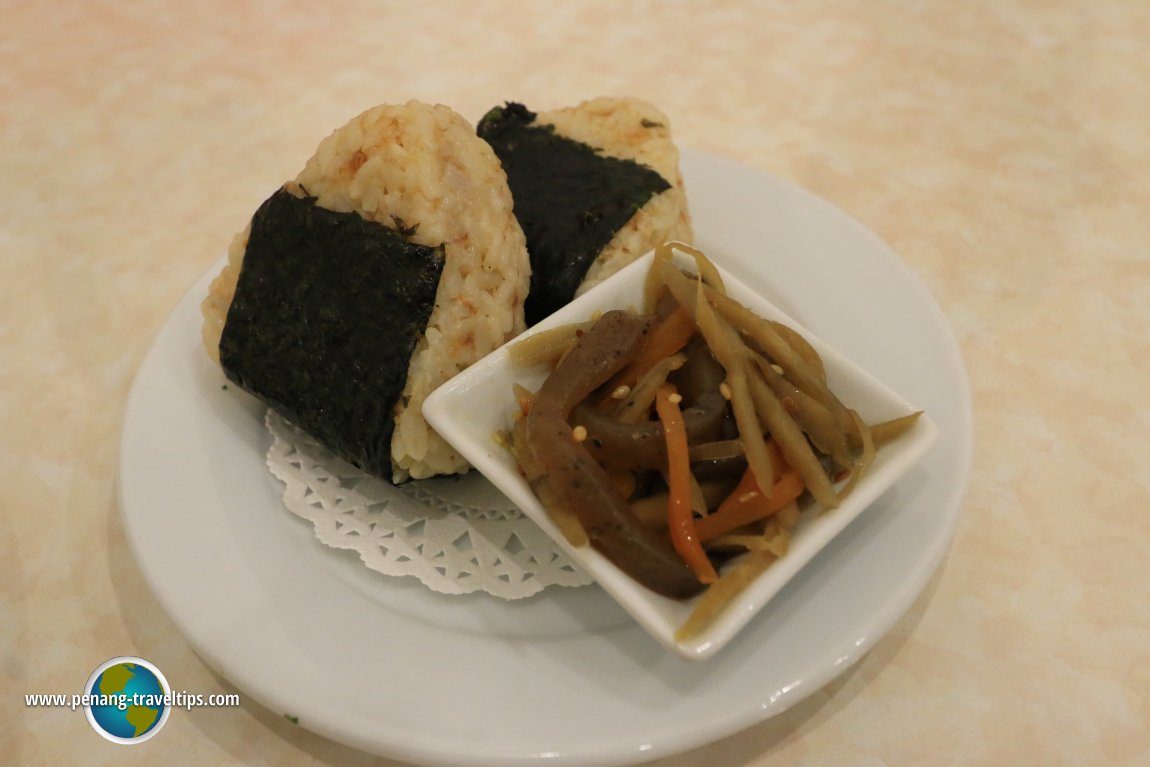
[219, 187, 444, 479]
[478, 97, 693, 325]
[202, 101, 531, 482]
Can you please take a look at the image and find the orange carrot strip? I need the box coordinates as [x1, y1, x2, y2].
[602, 307, 695, 404]
[695, 466, 805, 542]
[655, 384, 717, 584]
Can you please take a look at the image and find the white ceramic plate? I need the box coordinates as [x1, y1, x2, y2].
[119, 150, 972, 767]
[423, 247, 938, 661]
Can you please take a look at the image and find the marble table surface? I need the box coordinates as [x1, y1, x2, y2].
[3, 2, 1147, 765]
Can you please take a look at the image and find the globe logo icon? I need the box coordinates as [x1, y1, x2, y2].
[84, 657, 171, 743]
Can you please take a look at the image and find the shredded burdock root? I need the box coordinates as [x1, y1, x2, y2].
[507, 242, 924, 637]
[508, 321, 595, 366]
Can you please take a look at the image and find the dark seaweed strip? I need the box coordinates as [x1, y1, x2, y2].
[478, 102, 671, 326]
[219, 188, 445, 481]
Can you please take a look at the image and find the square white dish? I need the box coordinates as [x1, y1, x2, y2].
[423, 246, 938, 661]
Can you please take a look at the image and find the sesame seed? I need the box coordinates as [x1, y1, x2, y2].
[572, 425, 588, 442]
[610, 385, 631, 399]
[771, 363, 784, 375]
[668, 392, 683, 404]
[738, 491, 760, 503]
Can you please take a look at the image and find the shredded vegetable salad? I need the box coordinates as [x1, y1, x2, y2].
[508, 244, 921, 638]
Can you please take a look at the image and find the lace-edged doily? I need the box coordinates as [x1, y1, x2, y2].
[265, 410, 592, 599]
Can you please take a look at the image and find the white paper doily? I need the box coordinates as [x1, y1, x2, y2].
[265, 410, 592, 599]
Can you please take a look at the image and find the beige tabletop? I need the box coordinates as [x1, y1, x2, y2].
[4, 2, 1148, 765]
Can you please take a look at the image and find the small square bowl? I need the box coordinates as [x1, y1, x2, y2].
[422, 247, 937, 660]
